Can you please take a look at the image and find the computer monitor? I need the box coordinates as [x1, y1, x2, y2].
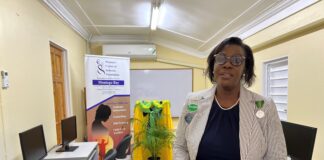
[281, 121, 317, 160]
[56, 115, 78, 152]
[19, 125, 47, 160]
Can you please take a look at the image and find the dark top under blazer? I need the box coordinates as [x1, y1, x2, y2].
[196, 99, 240, 160]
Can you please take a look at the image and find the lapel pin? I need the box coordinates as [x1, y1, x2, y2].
[185, 103, 198, 124]
[255, 100, 264, 109]
[185, 113, 194, 124]
[187, 103, 198, 112]
[256, 110, 265, 118]
[255, 100, 265, 119]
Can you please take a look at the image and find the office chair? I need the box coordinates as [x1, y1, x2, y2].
[115, 134, 132, 159]
[105, 149, 117, 160]
[281, 121, 317, 160]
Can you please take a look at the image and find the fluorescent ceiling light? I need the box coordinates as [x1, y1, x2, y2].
[151, 6, 160, 30]
[151, 0, 162, 31]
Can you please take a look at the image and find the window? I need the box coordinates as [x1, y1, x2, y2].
[264, 57, 288, 121]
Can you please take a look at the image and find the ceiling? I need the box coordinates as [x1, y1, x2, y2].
[42, 0, 317, 57]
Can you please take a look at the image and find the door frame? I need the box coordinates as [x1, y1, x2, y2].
[50, 41, 73, 117]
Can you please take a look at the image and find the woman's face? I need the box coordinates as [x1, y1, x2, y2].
[213, 44, 245, 90]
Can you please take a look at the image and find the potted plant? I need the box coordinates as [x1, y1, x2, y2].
[133, 100, 175, 160]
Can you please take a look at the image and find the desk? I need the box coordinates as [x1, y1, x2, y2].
[44, 142, 98, 160]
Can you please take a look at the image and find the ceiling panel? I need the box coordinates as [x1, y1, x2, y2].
[85, 26, 101, 36]
[76, 0, 151, 26]
[58, 0, 92, 25]
[95, 26, 150, 35]
[158, 0, 258, 41]
[152, 29, 203, 49]
[91, 35, 151, 44]
[198, 0, 284, 51]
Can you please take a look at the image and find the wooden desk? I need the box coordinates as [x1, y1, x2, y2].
[44, 142, 98, 160]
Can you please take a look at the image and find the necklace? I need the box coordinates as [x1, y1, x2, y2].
[214, 95, 239, 110]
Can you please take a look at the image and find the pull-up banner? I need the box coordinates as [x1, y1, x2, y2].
[85, 55, 130, 159]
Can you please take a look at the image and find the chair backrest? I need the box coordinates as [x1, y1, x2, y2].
[281, 121, 317, 160]
[104, 149, 117, 160]
[115, 134, 132, 158]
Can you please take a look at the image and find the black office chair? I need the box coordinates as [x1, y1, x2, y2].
[281, 121, 317, 160]
[104, 148, 117, 160]
[115, 134, 132, 159]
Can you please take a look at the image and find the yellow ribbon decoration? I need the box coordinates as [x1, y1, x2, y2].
[152, 100, 163, 109]
[136, 100, 152, 113]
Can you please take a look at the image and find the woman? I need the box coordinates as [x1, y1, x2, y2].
[173, 37, 286, 160]
[92, 104, 111, 133]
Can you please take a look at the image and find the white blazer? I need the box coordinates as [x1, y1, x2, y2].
[173, 85, 287, 160]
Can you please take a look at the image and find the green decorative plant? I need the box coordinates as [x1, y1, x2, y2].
[133, 101, 175, 160]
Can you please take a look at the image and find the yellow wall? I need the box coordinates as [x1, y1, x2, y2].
[0, 0, 86, 159]
[246, 1, 324, 159]
[0, 81, 6, 159]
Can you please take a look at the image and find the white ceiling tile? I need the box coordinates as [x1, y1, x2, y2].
[58, 0, 90, 25]
[152, 29, 203, 49]
[86, 26, 101, 36]
[95, 26, 150, 35]
[158, 0, 258, 40]
[76, 0, 151, 26]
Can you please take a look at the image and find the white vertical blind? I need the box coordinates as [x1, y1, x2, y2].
[264, 57, 288, 121]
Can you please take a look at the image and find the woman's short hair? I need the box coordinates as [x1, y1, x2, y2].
[95, 104, 111, 122]
[205, 37, 255, 87]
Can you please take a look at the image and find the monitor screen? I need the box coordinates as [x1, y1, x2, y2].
[56, 115, 78, 152]
[281, 121, 317, 160]
[19, 125, 47, 160]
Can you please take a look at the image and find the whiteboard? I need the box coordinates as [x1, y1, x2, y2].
[130, 69, 192, 117]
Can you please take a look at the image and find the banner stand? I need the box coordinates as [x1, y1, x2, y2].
[85, 55, 130, 159]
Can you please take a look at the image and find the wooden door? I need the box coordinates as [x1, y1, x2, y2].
[50, 45, 66, 144]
